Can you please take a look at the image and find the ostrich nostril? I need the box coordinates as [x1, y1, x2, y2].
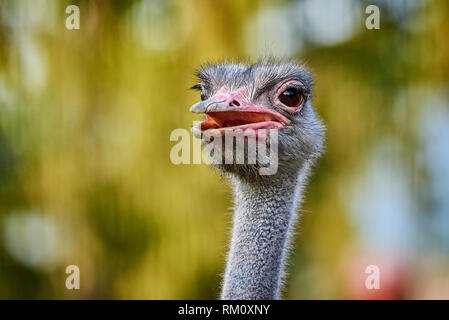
[229, 100, 240, 107]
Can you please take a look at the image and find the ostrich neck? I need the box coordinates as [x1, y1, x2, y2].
[221, 166, 309, 300]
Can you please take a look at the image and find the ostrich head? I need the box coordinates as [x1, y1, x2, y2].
[190, 60, 325, 180]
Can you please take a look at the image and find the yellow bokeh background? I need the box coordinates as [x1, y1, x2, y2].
[0, 0, 448, 299]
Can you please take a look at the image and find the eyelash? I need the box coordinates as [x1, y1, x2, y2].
[190, 84, 202, 91]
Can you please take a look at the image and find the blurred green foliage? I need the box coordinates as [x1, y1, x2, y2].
[0, 0, 448, 299]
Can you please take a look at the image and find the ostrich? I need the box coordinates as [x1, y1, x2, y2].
[190, 60, 325, 300]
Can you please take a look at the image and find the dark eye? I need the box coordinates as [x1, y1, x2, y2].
[278, 88, 303, 109]
[191, 84, 206, 101]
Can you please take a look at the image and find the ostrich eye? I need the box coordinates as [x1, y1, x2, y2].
[279, 88, 303, 109]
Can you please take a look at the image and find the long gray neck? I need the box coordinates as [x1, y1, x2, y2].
[220, 165, 310, 300]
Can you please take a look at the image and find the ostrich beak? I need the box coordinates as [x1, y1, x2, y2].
[189, 99, 225, 114]
[190, 99, 290, 136]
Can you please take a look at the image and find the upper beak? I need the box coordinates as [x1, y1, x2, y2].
[190, 99, 290, 126]
[190, 99, 233, 114]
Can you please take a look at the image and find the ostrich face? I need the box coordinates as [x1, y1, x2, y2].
[190, 61, 325, 177]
